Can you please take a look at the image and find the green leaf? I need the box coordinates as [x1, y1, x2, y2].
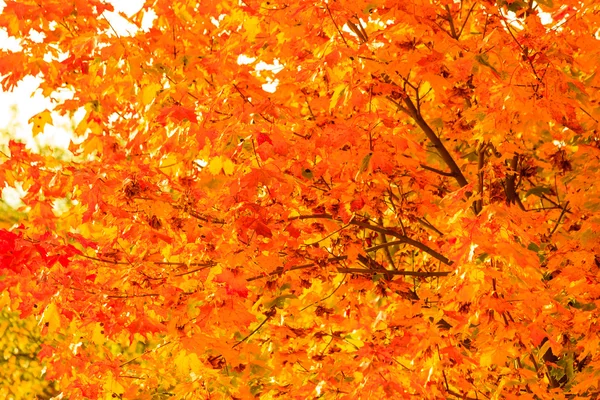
[569, 299, 596, 311]
[527, 242, 540, 252]
[477, 253, 489, 263]
[525, 186, 551, 197]
[265, 294, 298, 309]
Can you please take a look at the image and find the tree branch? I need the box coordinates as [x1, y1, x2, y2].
[458, 2, 478, 39]
[444, 5, 458, 38]
[505, 154, 526, 211]
[245, 256, 348, 282]
[337, 268, 450, 277]
[420, 163, 455, 177]
[232, 311, 274, 348]
[475, 142, 485, 214]
[549, 201, 570, 236]
[400, 95, 469, 188]
[289, 214, 453, 265]
[325, 4, 349, 48]
[378, 217, 397, 270]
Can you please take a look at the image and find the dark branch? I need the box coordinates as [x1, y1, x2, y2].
[549, 201, 570, 236]
[232, 311, 274, 348]
[400, 95, 469, 188]
[444, 5, 458, 38]
[289, 214, 453, 265]
[458, 2, 478, 39]
[420, 163, 455, 177]
[337, 268, 450, 277]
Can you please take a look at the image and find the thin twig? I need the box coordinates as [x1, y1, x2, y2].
[346, 19, 367, 44]
[549, 201, 570, 236]
[246, 256, 347, 282]
[232, 313, 274, 348]
[300, 274, 347, 311]
[325, 4, 349, 48]
[417, 217, 444, 236]
[174, 266, 213, 277]
[106, 293, 160, 299]
[457, 2, 477, 38]
[119, 341, 173, 367]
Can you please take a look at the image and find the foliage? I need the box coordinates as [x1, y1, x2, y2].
[0, 293, 60, 400]
[1, 0, 600, 398]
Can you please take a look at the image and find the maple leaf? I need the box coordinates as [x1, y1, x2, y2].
[257, 132, 273, 146]
[127, 316, 165, 340]
[215, 268, 249, 298]
[37, 343, 55, 361]
[157, 105, 198, 125]
[0, 229, 18, 271]
[29, 109, 54, 137]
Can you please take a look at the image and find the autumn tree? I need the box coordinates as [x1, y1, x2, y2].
[1, 0, 600, 398]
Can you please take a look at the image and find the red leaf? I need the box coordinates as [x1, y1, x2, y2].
[215, 269, 249, 298]
[127, 316, 165, 339]
[257, 132, 273, 146]
[529, 325, 547, 347]
[350, 197, 365, 212]
[68, 232, 98, 249]
[253, 221, 273, 238]
[157, 105, 198, 125]
[38, 344, 55, 361]
[285, 222, 301, 239]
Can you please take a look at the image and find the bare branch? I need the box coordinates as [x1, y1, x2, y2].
[549, 201, 570, 236]
[458, 2, 477, 38]
[420, 163, 455, 177]
[337, 268, 450, 277]
[400, 96, 469, 188]
[232, 311, 274, 348]
[444, 5, 458, 38]
[290, 214, 453, 265]
[325, 4, 349, 48]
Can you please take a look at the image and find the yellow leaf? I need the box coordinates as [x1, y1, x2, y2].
[330, 84, 347, 111]
[92, 323, 105, 345]
[223, 157, 235, 175]
[103, 374, 124, 398]
[0, 292, 9, 309]
[141, 83, 162, 106]
[159, 153, 181, 177]
[40, 303, 61, 334]
[243, 16, 261, 41]
[189, 353, 202, 374]
[82, 134, 104, 156]
[208, 156, 223, 175]
[29, 110, 53, 137]
[174, 350, 190, 376]
[480, 351, 493, 367]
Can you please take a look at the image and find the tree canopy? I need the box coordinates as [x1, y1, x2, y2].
[1, 0, 600, 398]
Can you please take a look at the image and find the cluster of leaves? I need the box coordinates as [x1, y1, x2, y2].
[1, 0, 600, 398]
[0, 292, 60, 399]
